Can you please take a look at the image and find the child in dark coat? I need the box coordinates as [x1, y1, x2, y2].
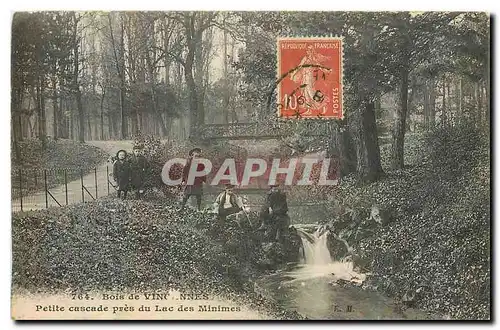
[180, 147, 206, 210]
[130, 145, 148, 198]
[113, 149, 131, 199]
[257, 184, 290, 243]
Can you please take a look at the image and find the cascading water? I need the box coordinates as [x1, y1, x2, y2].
[285, 226, 366, 284]
[254, 225, 431, 319]
[298, 227, 333, 265]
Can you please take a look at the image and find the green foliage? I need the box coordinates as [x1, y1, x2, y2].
[12, 12, 74, 90]
[335, 125, 490, 319]
[11, 197, 304, 319]
[379, 132, 427, 170]
[128, 81, 181, 119]
[12, 138, 108, 170]
[426, 123, 489, 179]
[11, 139, 108, 197]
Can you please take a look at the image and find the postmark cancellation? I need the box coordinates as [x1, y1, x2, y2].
[276, 37, 344, 120]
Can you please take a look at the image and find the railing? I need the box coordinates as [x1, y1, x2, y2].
[200, 121, 331, 140]
[11, 166, 116, 213]
[11, 164, 333, 213]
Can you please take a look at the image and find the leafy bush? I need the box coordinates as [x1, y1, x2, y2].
[131, 133, 248, 197]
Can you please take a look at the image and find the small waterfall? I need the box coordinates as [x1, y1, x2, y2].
[285, 226, 367, 285]
[298, 227, 332, 265]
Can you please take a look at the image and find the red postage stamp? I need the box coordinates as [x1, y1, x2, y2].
[277, 37, 343, 119]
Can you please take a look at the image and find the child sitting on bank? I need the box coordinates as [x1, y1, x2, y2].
[213, 184, 244, 222]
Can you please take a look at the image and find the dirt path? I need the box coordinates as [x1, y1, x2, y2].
[11, 141, 139, 212]
[12, 139, 325, 212]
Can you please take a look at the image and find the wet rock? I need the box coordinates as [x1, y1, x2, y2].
[284, 226, 302, 262]
[352, 253, 371, 271]
[327, 232, 350, 260]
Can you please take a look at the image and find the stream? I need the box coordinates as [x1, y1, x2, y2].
[255, 227, 433, 320]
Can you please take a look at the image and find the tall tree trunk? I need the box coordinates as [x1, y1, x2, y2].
[441, 75, 447, 128]
[194, 34, 205, 128]
[222, 28, 229, 124]
[107, 100, 113, 139]
[52, 77, 58, 140]
[69, 98, 74, 140]
[119, 18, 127, 139]
[429, 77, 436, 128]
[35, 62, 47, 148]
[127, 16, 139, 137]
[391, 65, 409, 170]
[229, 37, 238, 122]
[37, 79, 48, 148]
[41, 83, 47, 147]
[423, 81, 430, 130]
[93, 102, 98, 140]
[60, 98, 65, 139]
[119, 85, 126, 139]
[185, 33, 198, 140]
[62, 97, 67, 139]
[11, 87, 23, 160]
[108, 13, 127, 139]
[406, 80, 416, 132]
[476, 81, 483, 127]
[144, 26, 168, 136]
[76, 89, 84, 142]
[328, 120, 356, 177]
[352, 99, 383, 182]
[72, 14, 85, 143]
[457, 78, 462, 125]
[87, 105, 92, 140]
[362, 100, 383, 180]
[100, 88, 105, 140]
[446, 79, 453, 127]
[13, 87, 24, 142]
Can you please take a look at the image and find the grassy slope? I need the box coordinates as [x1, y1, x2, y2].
[11, 139, 109, 197]
[11, 196, 303, 319]
[336, 126, 490, 320]
[12, 138, 108, 169]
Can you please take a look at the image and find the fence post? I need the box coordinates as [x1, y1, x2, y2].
[95, 167, 98, 199]
[64, 170, 68, 205]
[19, 169, 23, 212]
[44, 169, 48, 209]
[81, 169, 84, 203]
[106, 165, 110, 195]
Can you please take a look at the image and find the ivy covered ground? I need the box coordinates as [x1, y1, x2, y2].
[333, 125, 490, 320]
[11, 139, 109, 197]
[11, 195, 303, 320]
[12, 138, 108, 170]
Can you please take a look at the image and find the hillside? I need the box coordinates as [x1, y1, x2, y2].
[333, 125, 490, 320]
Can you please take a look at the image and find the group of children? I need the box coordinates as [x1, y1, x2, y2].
[113, 145, 290, 242]
[112, 145, 148, 199]
[178, 148, 290, 242]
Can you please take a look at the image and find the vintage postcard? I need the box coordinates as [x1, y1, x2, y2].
[10, 11, 491, 321]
